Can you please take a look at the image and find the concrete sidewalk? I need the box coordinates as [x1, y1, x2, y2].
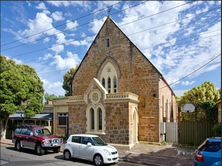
[1, 139, 194, 166]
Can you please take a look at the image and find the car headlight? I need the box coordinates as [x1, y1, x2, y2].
[103, 149, 111, 155]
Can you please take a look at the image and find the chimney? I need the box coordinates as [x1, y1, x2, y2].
[47, 101, 52, 105]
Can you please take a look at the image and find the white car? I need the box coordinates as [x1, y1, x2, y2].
[63, 134, 118, 166]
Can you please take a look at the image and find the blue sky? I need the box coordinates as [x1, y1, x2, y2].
[1, 1, 221, 97]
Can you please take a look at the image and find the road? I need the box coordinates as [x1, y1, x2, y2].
[1, 144, 145, 166]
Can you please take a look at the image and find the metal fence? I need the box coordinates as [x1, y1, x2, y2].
[179, 121, 213, 146]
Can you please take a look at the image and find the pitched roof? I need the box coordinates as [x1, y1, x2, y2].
[71, 16, 174, 96]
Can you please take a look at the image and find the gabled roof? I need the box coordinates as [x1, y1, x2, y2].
[71, 16, 174, 96]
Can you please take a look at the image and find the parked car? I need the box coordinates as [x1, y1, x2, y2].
[193, 137, 221, 166]
[12, 125, 63, 155]
[63, 134, 118, 166]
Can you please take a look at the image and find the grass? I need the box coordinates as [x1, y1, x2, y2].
[178, 144, 197, 150]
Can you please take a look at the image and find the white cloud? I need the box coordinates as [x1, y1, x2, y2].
[51, 11, 64, 21]
[17, 12, 56, 43]
[89, 17, 107, 34]
[36, 2, 47, 10]
[43, 37, 50, 43]
[47, 1, 91, 10]
[181, 81, 195, 86]
[66, 20, 78, 31]
[50, 51, 81, 70]
[43, 53, 53, 60]
[49, 44, 64, 54]
[41, 78, 65, 96]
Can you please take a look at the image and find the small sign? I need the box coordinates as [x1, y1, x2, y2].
[182, 104, 195, 113]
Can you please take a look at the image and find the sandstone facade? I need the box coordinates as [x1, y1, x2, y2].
[66, 16, 176, 148]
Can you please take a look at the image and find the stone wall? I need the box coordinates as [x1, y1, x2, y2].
[70, 17, 175, 143]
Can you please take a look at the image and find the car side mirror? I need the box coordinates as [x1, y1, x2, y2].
[30, 132, 33, 136]
[87, 142, 92, 147]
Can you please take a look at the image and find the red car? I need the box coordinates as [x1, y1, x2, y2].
[12, 125, 63, 155]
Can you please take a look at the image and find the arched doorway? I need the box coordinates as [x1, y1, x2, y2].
[132, 108, 138, 144]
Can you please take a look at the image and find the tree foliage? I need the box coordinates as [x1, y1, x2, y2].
[179, 82, 220, 122]
[44, 92, 64, 103]
[199, 100, 218, 126]
[0, 55, 44, 139]
[179, 81, 220, 106]
[62, 65, 78, 96]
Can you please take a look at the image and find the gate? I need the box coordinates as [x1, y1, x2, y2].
[166, 122, 178, 143]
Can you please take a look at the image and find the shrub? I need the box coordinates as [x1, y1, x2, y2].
[212, 124, 221, 137]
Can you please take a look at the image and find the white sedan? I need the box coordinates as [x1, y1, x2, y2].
[63, 134, 118, 166]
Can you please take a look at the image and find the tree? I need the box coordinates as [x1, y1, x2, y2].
[62, 65, 78, 96]
[44, 92, 64, 103]
[179, 81, 220, 121]
[0, 55, 44, 139]
[199, 101, 218, 126]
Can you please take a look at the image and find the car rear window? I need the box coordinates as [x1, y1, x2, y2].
[72, 136, 81, 143]
[199, 140, 221, 152]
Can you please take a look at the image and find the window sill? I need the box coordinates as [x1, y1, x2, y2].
[86, 131, 106, 135]
[58, 125, 66, 127]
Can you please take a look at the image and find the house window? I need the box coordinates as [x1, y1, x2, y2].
[113, 76, 117, 93]
[98, 108, 102, 130]
[91, 108, 94, 130]
[108, 77, 111, 93]
[102, 78, 105, 88]
[58, 113, 68, 126]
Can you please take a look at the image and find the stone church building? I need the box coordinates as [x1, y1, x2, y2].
[64, 16, 177, 149]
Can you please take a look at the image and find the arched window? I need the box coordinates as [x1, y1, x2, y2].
[100, 62, 118, 93]
[86, 105, 106, 134]
[108, 77, 111, 93]
[113, 76, 117, 93]
[102, 78, 105, 88]
[91, 108, 94, 130]
[98, 108, 102, 130]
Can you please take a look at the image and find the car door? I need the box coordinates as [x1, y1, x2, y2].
[25, 128, 35, 149]
[79, 137, 94, 160]
[20, 128, 28, 147]
[70, 136, 81, 158]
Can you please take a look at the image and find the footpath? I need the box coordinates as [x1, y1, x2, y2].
[1, 139, 194, 166]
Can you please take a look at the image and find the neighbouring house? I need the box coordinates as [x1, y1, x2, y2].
[7, 101, 53, 139]
[54, 16, 177, 149]
[216, 99, 221, 124]
[53, 98, 69, 137]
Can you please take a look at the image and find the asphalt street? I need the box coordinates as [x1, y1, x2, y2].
[0, 144, 146, 166]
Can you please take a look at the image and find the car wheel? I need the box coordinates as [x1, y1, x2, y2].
[94, 154, 103, 166]
[15, 140, 21, 151]
[63, 150, 71, 160]
[36, 143, 45, 155]
[53, 147, 60, 153]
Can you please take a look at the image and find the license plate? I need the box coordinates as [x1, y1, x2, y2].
[52, 143, 58, 146]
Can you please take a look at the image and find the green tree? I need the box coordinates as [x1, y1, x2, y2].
[44, 92, 64, 103]
[179, 81, 220, 121]
[0, 55, 44, 139]
[199, 100, 218, 126]
[62, 65, 78, 96]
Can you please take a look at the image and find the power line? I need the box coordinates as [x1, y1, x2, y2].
[2, 1, 192, 52]
[1, 1, 123, 47]
[1, 1, 146, 50]
[160, 53, 221, 89]
[6, 6, 220, 58]
[36, 34, 221, 75]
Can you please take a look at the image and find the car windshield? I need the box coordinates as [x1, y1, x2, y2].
[35, 128, 51, 135]
[91, 137, 108, 146]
